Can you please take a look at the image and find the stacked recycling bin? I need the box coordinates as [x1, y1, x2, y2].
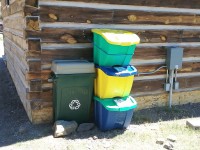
[92, 29, 140, 131]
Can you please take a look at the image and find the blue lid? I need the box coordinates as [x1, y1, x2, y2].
[97, 65, 137, 77]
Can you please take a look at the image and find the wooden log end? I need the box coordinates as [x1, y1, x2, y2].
[60, 34, 77, 44]
[160, 35, 167, 42]
[48, 13, 58, 21]
[86, 20, 92, 24]
[27, 20, 40, 31]
[128, 15, 137, 22]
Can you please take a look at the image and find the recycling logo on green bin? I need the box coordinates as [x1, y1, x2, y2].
[69, 100, 81, 110]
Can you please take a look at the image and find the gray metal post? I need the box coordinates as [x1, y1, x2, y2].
[169, 69, 174, 108]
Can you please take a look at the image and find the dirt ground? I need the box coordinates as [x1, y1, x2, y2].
[0, 58, 200, 150]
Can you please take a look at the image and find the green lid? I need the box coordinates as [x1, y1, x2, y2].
[92, 29, 140, 46]
[94, 96, 137, 112]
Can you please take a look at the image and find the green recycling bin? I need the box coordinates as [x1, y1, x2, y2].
[52, 60, 95, 123]
[92, 29, 140, 66]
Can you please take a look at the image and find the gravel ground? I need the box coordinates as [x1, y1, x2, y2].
[0, 58, 200, 150]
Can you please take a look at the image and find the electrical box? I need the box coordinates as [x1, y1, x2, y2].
[173, 81, 179, 90]
[164, 83, 170, 92]
[166, 47, 184, 70]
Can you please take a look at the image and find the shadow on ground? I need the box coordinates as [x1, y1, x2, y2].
[0, 59, 52, 147]
[0, 58, 200, 147]
[133, 103, 200, 124]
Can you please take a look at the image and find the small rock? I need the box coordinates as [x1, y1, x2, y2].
[150, 126, 159, 130]
[167, 135, 177, 142]
[93, 136, 98, 140]
[53, 120, 78, 138]
[163, 141, 174, 150]
[77, 123, 95, 132]
[186, 119, 200, 130]
[156, 138, 165, 145]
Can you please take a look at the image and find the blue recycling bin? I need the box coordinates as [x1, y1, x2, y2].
[94, 96, 137, 131]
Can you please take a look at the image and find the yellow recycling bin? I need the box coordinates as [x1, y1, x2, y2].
[94, 65, 137, 99]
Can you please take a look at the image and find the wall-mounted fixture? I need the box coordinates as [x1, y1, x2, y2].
[165, 47, 184, 108]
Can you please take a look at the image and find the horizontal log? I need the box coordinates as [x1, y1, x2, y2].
[3, 11, 25, 31]
[6, 60, 33, 121]
[134, 72, 200, 81]
[39, 75, 200, 97]
[41, 47, 93, 62]
[39, 42, 200, 62]
[136, 62, 200, 76]
[27, 90, 53, 101]
[3, 30, 28, 50]
[40, 22, 200, 31]
[5, 48, 27, 88]
[132, 76, 200, 96]
[3, 27, 25, 38]
[26, 28, 200, 44]
[38, 0, 200, 9]
[4, 38, 28, 74]
[25, 70, 51, 80]
[39, 6, 200, 25]
[25, 61, 200, 81]
[135, 90, 200, 110]
[1, 0, 25, 17]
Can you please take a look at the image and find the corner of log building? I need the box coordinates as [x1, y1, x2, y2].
[2, 0, 200, 124]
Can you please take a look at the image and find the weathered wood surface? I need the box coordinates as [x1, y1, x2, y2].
[3, 11, 25, 32]
[39, 0, 200, 9]
[3, 30, 27, 50]
[1, 0, 25, 17]
[38, 6, 200, 26]
[132, 76, 200, 96]
[26, 28, 200, 44]
[135, 90, 200, 110]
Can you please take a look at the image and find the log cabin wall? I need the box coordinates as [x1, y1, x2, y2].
[2, 0, 200, 123]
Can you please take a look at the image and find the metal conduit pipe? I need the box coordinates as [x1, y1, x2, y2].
[168, 69, 174, 108]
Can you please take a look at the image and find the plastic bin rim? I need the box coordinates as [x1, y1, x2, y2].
[94, 96, 137, 111]
[92, 29, 140, 46]
[96, 65, 138, 76]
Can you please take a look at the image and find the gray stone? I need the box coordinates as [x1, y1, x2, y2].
[186, 119, 200, 130]
[77, 123, 95, 132]
[53, 120, 78, 138]
[163, 142, 174, 150]
[93, 136, 98, 140]
[167, 135, 177, 142]
[156, 138, 165, 145]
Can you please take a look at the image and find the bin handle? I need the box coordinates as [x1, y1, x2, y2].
[130, 97, 137, 106]
[112, 66, 127, 72]
[48, 78, 53, 83]
[48, 72, 56, 82]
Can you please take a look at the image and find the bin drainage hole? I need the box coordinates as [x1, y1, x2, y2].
[69, 100, 81, 110]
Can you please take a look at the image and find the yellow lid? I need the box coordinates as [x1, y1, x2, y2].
[92, 29, 140, 46]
